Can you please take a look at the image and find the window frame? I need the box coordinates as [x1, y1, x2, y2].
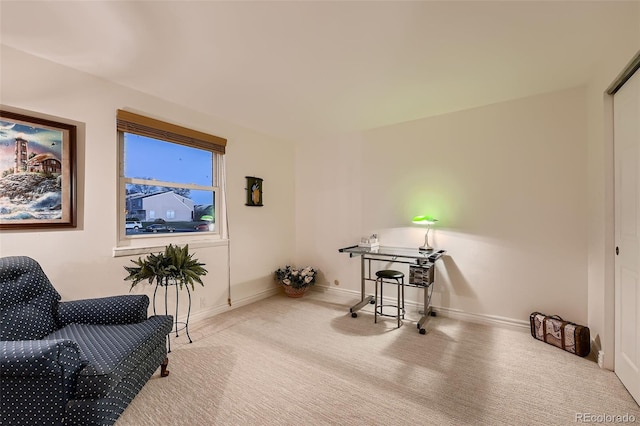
[114, 110, 227, 256]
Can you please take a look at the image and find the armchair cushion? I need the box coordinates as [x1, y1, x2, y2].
[57, 295, 150, 327]
[0, 256, 60, 341]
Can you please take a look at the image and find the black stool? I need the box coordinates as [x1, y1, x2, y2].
[374, 269, 405, 328]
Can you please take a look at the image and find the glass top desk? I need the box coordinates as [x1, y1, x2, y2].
[338, 245, 447, 334]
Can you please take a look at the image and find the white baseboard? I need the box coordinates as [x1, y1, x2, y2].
[314, 284, 530, 330]
[428, 305, 529, 330]
[175, 287, 281, 324]
[177, 284, 530, 332]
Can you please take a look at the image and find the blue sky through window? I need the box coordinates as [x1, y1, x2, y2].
[124, 134, 214, 205]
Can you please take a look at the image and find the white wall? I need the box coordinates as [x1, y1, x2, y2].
[295, 6, 640, 358]
[294, 131, 364, 289]
[0, 45, 296, 318]
[297, 87, 589, 325]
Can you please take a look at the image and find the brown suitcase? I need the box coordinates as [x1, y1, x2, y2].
[529, 312, 590, 357]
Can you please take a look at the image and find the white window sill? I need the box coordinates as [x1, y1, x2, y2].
[112, 238, 228, 258]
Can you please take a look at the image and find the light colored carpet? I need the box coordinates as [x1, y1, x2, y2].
[117, 291, 640, 426]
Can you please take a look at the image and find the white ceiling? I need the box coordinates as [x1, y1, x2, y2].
[0, 1, 637, 141]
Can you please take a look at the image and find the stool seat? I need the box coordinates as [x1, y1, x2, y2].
[376, 270, 404, 279]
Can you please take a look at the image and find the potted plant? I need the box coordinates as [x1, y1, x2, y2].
[274, 265, 317, 298]
[124, 244, 207, 347]
[124, 244, 208, 291]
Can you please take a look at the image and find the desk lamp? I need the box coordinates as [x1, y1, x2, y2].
[412, 215, 438, 252]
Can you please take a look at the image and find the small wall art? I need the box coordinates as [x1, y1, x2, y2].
[245, 176, 263, 207]
[0, 109, 77, 229]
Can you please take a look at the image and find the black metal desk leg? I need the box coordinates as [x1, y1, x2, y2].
[417, 284, 430, 335]
[417, 272, 436, 334]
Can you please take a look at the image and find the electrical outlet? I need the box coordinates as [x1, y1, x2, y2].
[597, 351, 604, 368]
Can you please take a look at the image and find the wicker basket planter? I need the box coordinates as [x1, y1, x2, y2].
[282, 285, 311, 298]
[275, 266, 317, 298]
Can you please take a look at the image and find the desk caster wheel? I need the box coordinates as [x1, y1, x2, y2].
[430, 311, 437, 317]
[369, 299, 375, 304]
[419, 328, 426, 335]
[351, 312, 358, 318]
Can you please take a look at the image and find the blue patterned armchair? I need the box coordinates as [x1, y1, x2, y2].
[0, 256, 174, 426]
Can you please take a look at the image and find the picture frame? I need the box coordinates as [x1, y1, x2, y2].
[245, 176, 263, 207]
[0, 110, 77, 229]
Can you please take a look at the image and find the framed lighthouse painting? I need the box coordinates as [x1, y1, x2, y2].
[0, 110, 77, 229]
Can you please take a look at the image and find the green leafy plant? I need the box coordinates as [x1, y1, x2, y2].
[124, 244, 208, 291]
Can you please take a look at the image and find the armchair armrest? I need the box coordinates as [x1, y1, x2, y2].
[1, 339, 84, 377]
[57, 295, 149, 327]
[1, 339, 85, 424]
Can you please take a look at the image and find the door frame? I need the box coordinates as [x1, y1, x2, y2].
[607, 51, 640, 372]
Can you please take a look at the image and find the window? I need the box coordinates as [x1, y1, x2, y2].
[117, 110, 226, 242]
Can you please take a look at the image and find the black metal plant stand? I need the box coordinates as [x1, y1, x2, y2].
[153, 278, 192, 353]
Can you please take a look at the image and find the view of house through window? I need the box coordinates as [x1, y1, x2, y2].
[118, 110, 225, 238]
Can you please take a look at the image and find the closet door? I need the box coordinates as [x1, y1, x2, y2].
[614, 64, 640, 405]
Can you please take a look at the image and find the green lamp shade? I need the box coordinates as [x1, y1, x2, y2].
[412, 215, 438, 225]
